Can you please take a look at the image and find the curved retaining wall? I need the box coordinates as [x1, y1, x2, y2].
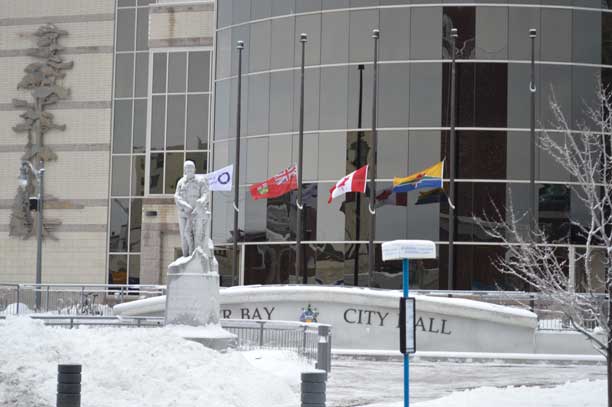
[114, 285, 537, 353]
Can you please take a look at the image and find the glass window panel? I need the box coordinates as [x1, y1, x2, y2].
[573, 10, 601, 64]
[118, 0, 135, 6]
[441, 131, 507, 179]
[538, 133, 572, 182]
[408, 130, 441, 175]
[271, 0, 295, 16]
[323, 0, 348, 9]
[540, 65, 572, 127]
[572, 66, 600, 128]
[411, 7, 442, 59]
[538, 183, 571, 242]
[188, 51, 210, 92]
[152, 53, 167, 94]
[347, 64, 373, 129]
[111, 156, 131, 196]
[316, 179, 345, 241]
[443, 7, 476, 59]
[267, 135, 292, 183]
[321, 11, 349, 65]
[134, 53, 149, 98]
[319, 132, 347, 180]
[244, 244, 292, 285]
[214, 80, 231, 140]
[313, 244, 344, 285]
[129, 255, 140, 284]
[380, 8, 410, 61]
[213, 141, 230, 172]
[216, 30, 232, 80]
[249, 21, 271, 73]
[108, 255, 128, 285]
[151, 96, 166, 150]
[252, 0, 271, 19]
[293, 68, 320, 132]
[245, 137, 268, 183]
[132, 99, 147, 154]
[185, 152, 207, 173]
[247, 73, 270, 135]
[114, 53, 134, 98]
[186, 94, 209, 150]
[130, 199, 142, 252]
[270, 18, 295, 70]
[296, 0, 321, 13]
[166, 95, 186, 150]
[506, 63, 540, 129]
[113, 100, 132, 154]
[378, 131, 408, 180]
[376, 181, 407, 241]
[232, 0, 251, 25]
[475, 6, 508, 60]
[475, 63, 508, 127]
[319, 66, 348, 130]
[109, 200, 129, 252]
[165, 152, 184, 194]
[603, 13, 612, 65]
[132, 155, 145, 196]
[269, 70, 294, 133]
[231, 26, 250, 76]
[211, 185, 233, 243]
[351, 0, 378, 6]
[508, 7, 540, 61]
[295, 14, 321, 67]
[136, 7, 149, 51]
[349, 10, 379, 63]
[409, 63, 442, 127]
[378, 63, 410, 127]
[149, 153, 164, 194]
[291, 133, 317, 180]
[138, 0, 155, 5]
[116, 8, 136, 52]
[218, 0, 232, 28]
[507, 131, 529, 180]
[541, 9, 572, 62]
[244, 196, 267, 237]
[168, 52, 187, 93]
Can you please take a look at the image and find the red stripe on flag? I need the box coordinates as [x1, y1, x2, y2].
[328, 185, 336, 204]
[352, 165, 368, 193]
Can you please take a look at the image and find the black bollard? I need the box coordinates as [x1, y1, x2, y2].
[301, 370, 326, 407]
[57, 364, 81, 407]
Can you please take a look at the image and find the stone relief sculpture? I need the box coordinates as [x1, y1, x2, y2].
[9, 23, 73, 239]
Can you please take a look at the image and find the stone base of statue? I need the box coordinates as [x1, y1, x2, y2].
[165, 247, 237, 351]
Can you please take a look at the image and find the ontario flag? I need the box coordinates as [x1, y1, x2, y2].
[328, 165, 368, 203]
[250, 165, 298, 200]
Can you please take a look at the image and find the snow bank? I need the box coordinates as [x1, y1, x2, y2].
[366, 379, 605, 407]
[0, 317, 299, 407]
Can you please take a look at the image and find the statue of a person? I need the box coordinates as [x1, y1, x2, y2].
[174, 161, 210, 257]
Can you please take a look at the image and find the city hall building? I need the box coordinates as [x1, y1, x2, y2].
[0, 0, 609, 291]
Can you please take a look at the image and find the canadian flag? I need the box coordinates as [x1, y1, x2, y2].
[328, 165, 368, 203]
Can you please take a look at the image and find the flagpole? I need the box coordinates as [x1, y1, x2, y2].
[297, 33, 307, 284]
[354, 64, 365, 286]
[529, 28, 537, 235]
[368, 29, 380, 288]
[448, 28, 458, 290]
[232, 40, 244, 285]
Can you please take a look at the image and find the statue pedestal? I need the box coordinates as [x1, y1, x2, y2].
[165, 249, 236, 350]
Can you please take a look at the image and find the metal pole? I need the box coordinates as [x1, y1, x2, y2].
[368, 29, 380, 288]
[35, 160, 45, 310]
[403, 258, 409, 407]
[529, 28, 537, 235]
[232, 41, 244, 285]
[354, 64, 365, 286]
[448, 28, 458, 291]
[297, 33, 307, 284]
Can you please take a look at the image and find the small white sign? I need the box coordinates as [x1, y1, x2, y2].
[382, 240, 436, 261]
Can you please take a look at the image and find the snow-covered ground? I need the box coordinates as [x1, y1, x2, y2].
[0, 317, 605, 407]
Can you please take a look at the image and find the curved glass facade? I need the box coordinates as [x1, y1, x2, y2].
[212, 1, 612, 289]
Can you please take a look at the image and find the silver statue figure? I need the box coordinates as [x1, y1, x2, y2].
[174, 161, 210, 257]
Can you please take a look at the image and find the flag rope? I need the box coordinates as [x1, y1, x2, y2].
[232, 202, 240, 213]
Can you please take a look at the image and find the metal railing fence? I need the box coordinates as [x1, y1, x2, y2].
[0, 283, 166, 316]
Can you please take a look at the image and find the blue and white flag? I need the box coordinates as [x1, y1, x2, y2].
[207, 164, 233, 191]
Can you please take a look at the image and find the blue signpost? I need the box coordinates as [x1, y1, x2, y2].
[382, 240, 436, 407]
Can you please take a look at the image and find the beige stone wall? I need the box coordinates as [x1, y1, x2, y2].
[0, 1, 114, 284]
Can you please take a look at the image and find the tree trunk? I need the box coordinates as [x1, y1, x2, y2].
[608, 292, 612, 407]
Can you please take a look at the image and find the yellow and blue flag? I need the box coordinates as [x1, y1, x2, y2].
[392, 161, 443, 193]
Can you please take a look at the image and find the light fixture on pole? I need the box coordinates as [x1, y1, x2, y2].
[232, 40, 244, 285]
[448, 27, 458, 290]
[296, 33, 307, 284]
[18, 160, 45, 310]
[368, 29, 380, 288]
